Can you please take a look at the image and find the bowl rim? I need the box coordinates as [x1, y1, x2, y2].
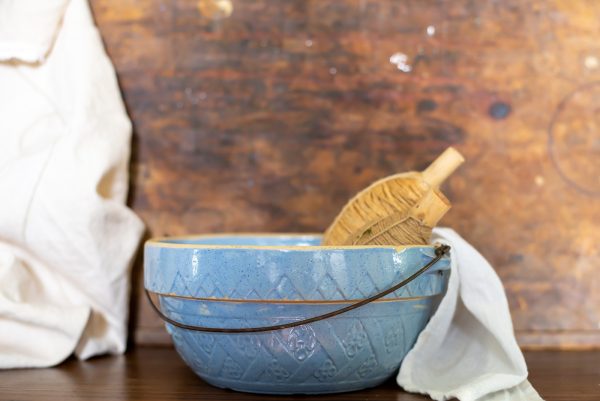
[145, 232, 436, 251]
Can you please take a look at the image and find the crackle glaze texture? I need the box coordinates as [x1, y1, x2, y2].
[144, 235, 450, 394]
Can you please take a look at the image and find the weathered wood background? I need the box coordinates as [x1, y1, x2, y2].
[89, 0, 600, 349]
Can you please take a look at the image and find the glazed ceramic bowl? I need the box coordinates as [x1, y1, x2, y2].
[144, 234, 450, 395]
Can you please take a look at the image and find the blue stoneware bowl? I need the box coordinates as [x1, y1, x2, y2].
[144, 234, 450, 395]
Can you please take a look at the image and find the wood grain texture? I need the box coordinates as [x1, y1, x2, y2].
[87, 0, 600, 347]
[1, 348, 599, 401]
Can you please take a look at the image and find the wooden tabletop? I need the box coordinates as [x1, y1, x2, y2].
[1, 347, 598, 401]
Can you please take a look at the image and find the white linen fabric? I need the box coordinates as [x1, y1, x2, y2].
[0, 0, 144, 368]
[0, 0, 70, 63]
[398, 228, 544, 401]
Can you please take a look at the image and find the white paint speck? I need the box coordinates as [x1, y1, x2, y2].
[389, 52, 412, 73]
[585, 55, 599, 70]
[329, 67, 337, 75]
[305, 39, 313, 47]
[426, 25, 436, 37]
[185, 89, 208, 105]
[535, 175, 545, 186]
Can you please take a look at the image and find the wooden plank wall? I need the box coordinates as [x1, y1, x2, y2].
[89, 0, 600, 349]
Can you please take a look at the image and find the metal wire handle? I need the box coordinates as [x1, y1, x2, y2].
[145, 244, 450, 334]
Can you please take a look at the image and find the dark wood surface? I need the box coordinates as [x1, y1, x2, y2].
[88, 0, 600, 348]
[1, 348, 598, 401]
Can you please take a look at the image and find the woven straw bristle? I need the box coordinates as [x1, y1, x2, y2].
[322, 147, 464, 246]
[323, 174, 428, 245]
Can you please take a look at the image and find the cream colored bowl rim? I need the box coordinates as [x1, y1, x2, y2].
[145, 232, 435, 251]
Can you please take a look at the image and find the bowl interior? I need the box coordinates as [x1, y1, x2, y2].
[161, 233, 321, 247]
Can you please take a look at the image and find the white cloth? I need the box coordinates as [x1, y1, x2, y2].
[0, 0, 144, 368]
[0, 0, 70, 63]
[398, 228, 543, 401]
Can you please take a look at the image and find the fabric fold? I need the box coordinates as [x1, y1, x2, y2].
[0, 0, 144, 368]
[0, 242, 90, 368]
[0, 0, 70, 63]
[397, 228, 543, 401]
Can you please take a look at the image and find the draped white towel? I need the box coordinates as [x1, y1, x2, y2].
[0, 0, 144, 368]
[398, 228, 544, 401]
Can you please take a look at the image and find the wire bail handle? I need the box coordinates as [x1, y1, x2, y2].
[145, 244, 450, 333]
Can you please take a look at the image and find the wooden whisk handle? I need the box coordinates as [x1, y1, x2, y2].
[422, 147, 465, 187]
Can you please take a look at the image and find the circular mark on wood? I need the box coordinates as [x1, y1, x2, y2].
[548, 82, 600, 196]
[417, 99, 437, 113]
[488, 101, 511, 119]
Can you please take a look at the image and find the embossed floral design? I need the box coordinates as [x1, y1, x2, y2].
[287, 326, 317, 361]
[196, 333, 216, 355]
[266, 360, 290, 382]
[235, 335, 260, 358]
[357, 355, 378, 378]
[384, 326, 403, 351]
[314, 359, 337, 382]
[222, 356, 243, 379]
[342, 323, 368, 358]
